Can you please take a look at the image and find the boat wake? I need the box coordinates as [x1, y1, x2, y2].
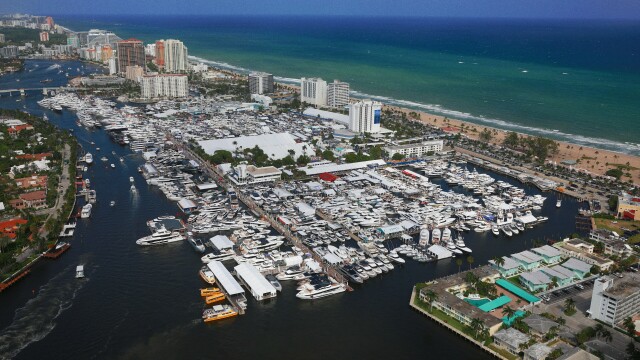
[45, 64, 61, 72]
[0, 266, 87, 360]
[187, 55, 640, 156]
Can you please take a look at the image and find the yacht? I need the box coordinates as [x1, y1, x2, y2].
[80, 203, 92, 218]
[446, 241, 463, 255]
[84, 152, 93, 164]
[431, 228, 441, 244]
[136, 227, 184, 246]
[501, 226, 513, 237]
[455, 236, 472, 253]
[75, 265, 85, 279]
[491, 225, 500, 236]
[265, 274, 283, 292]
[388, 251, 405, 264]
[296, 280, 347, 300]
[188, 233, 206, 253]
[202, 305, 238, 323]
[276, 266, 306, 281]
[199, 266, 216, 284]
[200, 249, 235, 263]
[441, 227, 452, 243]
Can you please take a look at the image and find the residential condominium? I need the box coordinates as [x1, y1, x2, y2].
[161, 39, 188, 72]
[348, 100, 382, 133]
[140, 74, 188, 99]
[116, 38, 145, 74]
[384, 140, 443, 159]
[301, 77, 327, 106]
[248, 72, 274, 95]
[327, 80, 350, 108]
[589, 272, 640, 326]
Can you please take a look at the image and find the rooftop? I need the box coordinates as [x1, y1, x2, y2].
[604, 272, 640, 300]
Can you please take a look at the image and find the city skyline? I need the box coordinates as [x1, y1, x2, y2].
[1, 0, 640, 19]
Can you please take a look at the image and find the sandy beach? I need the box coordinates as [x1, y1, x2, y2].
[389, 106, 640, 184]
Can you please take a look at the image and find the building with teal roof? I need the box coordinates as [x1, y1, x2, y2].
[531, 245, 563, 265]
[511, 250, 543, 271]
[489, 256, 522, 277]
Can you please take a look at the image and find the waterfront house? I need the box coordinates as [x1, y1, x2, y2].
[9, 190, 47, 210]
[522, 314, 560, 337]
[493, 328, 530, 355]
[519, 270, 552, 292]
[418, 266, 503, 335]
[489, 256, 522, 277]
[524, 343, 553, 360]
[14, 175, 48, 190]
[530, 245, 562, 265]
[539, 265, 575, 287]
[560, 258, 592, 279]
[511, 250, 544, 271]
[553, 239, 614, 272]
[0, 217, 28, 240]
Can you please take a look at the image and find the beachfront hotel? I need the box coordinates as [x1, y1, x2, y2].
[327, 80, 350, 109]
[161, 39, 189, 72]
[301, 77, 327, 106]
[248, 72, 274, 95]
[348, 100, 382, 133]
[116, 38, 145, 74]
[140, 74, 188, 99]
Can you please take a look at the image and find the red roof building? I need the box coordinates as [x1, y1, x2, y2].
[0, 218, 28, 239]
[15, 175, 48, 190]
[7, 124, 34, 136]
[318, 172, 338, 182]
[16, 152, 53, 161]
[9, 190, 47, 210]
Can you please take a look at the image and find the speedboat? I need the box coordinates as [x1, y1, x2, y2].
[501, 226, 513, 237]
[109, 200, 115, 207]
[556, 199, 562, 208]
[188, 234, 206, 253]
[265, 274, 282, 291]
[129, 176, 135, 183]
[130, 185, 137, 193]
[388, 251, 405, 264]
[202, 305, 238, 323]
[110, 163, 115, 168]
[491, 225, 500, 236]
[136, 227, 184, 246]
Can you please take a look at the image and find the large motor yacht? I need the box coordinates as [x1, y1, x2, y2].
[136, 227, 184, 246]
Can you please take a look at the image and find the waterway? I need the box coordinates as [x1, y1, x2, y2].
[0, 60, 583, 360]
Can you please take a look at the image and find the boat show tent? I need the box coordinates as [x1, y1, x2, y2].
[210, 235, 234, 250]
[322, 253, 343, 265]
[518, 213, 538, 224]
[495, 278, 540, 303]
[478, 295, 512, 312]
[234, 263, 277, 301]
[207, 261, 245, 296]
[427, 244, 452, 259]
[177, 198, 198, 213]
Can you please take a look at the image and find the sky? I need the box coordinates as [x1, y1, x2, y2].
[1, 0, 640, 19]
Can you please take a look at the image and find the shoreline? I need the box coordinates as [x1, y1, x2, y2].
[187, 55, 640, 159]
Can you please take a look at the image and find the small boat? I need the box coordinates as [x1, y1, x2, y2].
[205, 292, 226, 304]
[100, 156, 108, 162]
[203, 305, 238, 323]
[556, 199, 562, 208]
[109, 201, 115, 207]
[110, 163, 115, 168]
[200, 287, 221, 297]
[199, 266, 216, 284]
[80, 203, 92, 218]
[129, 176, 134, 183]
[84, 152, 93, 164]
[120, 157, 125, 163]
[130, 185, 137, 193]
[188, 234, 206, 253]
[491, 225, 500, 236]
[75, 265, 85, 278]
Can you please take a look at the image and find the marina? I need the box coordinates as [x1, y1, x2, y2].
[0, 60, 587, 360]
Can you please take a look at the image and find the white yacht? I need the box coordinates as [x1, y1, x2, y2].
[455, 236, 472, 253]
[80, 203, 92, 218]
[296, 281, 347, 300]
[418, 228, 429, 247]
[84, 152, 93, 164]
[276, 266, 306, 281]
[201, 250, 235, 263]
[441, 227, 452, 243]
[136, 227, 184, 246]
[431, 228, 441, 244]
[491, 225, 500, 236]
[388, 251, 405, 264]
[501, 226, 513, 237]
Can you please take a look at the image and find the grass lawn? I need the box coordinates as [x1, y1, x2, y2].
[594, 218, 640, 244]
[506, 275, 521, 287]
[413, 291, 472, 336]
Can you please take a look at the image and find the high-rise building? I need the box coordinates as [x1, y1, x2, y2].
[100, 45, 114, 63]
[39, 31, 49, 42]
[300, 77, 327, 106]
[0, 45, 19, 59]
[154, 40, 165, 68]
[144, 43, 156, 56]
[86, 29, 122, 47]
[45, 16, 54, 28]
[125, 65, 144, 82]
[589, 273, 640, 326]
[248, 72, 274, 95]
[67, 34, 79, 48]
[163, 39, 188, 72]
[327, 80, 350, 108]
[116, 39, 145, 74]
[140, 74, 188, 99]
[0, 34, 5, 43]
[348, 100, 382, 133]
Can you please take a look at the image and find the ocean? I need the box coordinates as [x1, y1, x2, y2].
[56, 15, 640, 155]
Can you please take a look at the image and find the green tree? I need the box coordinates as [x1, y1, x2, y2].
[502, 131, 520, 149]
[479, 128, 493, 142]
[492, 256, 505, 268]
[502, 305, 516, 321]
[564, 297, 576, 315]
[422, 289, 438, 312]
[623, 316, 636, 336]
[321, 150, 335, 161]
[467, 255, 474, 270]
[391, 153, 405, 161]
[456, 258, 463, 273]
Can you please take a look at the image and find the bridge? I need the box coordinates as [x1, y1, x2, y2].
[0, 87, 81, 96]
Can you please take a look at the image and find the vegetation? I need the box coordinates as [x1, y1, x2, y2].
[563, 297, 576, 316]
[0, 27, 67, 46]
[576, 326, 596, 345]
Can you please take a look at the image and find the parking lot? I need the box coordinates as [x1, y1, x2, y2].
[540, 277, 596, 305]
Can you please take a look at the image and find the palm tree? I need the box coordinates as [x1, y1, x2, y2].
[564, 297, 576, 314]
[623, 316, 635, 336]
[467, 255, 474, 270]
[492, 256, 505, 268]
[551, 276, 559, 289]
[456, 258, 463, 273]
[556, 317, 566, 326]
[470, 318, 484, 339]
[502, 305, 516, 320]
[600, 329, 613, 343]
[422, 289, 438, 312]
